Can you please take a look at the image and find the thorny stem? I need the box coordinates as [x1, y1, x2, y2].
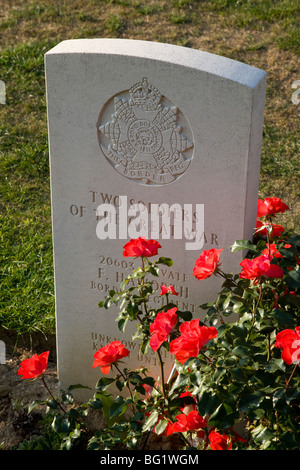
[255, 282, 263, 312]
[141, 256, 149, 318]
[200, 349, 215, 366]
[41, 376, 66, 413]
[284, 363, 298, 392]
[267, 333, 271, 362]
[155, 351, 192, 448]
[216, 268, 258, 300]
[156, 349, 167, 400]
[114, 364, 136, 414]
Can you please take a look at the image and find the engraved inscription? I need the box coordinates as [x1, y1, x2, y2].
[97, 78, 194, 186]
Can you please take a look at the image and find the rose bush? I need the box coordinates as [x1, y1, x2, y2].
[16, 197, 300, 450]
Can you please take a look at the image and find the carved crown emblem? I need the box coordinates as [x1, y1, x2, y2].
[97, 78, 194, 186]
[129, 78, 161, 110]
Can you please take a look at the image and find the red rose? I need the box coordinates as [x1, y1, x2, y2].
[92, 341, 130, 374]
[18, 351, 49, 379]
[123, 237, 161, 258]
[160, 284, 179, 296]
[150, 307, 178, 352]
[209, 430, 232, 450]
[274, 327, 300, 365]
[167, 410, 208, 435]
[170, 319, 218, 364]
[255, 219, 285, 237]
[239, 254, 284, 280]
[257, 197, 289, 218]
[262, 243, 291, 258]
[193, 248, 223, 280]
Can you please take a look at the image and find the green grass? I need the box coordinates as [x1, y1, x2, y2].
[0, 40, 55, 335]
[0, 0, 299, 338]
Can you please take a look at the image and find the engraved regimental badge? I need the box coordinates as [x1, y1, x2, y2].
[97, 78, 194, 186]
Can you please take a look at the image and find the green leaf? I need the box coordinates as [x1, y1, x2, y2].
[97, 394, 116, 426]
[109, 397, 127, 418]
[95, 377, 115, 391]
[157, 257, 173, 266]
[229, 240, 258, 253]
[149, 265, 159, 276]
[265, 358, 286, 373]
[67, 384, 91, 393]
[251, 424, 274, 448]
[270, 309, 295, 329]
[238, 391, 264, 412]
[61, 391, 74, 404]
[141, 376, 156, 389]
[52, 415, 70, 435]
[117, 315, 129, 333]
[176, 310, 193, 321]
[169, 373, 189, 395]
[232, 300, 244, 313]
[286, 235, 300, 247]
[231, 346, 249, 358]
[104, 297, 112, 309]
[155, 418, 169, 435]
[208, 402, 238, 428]
[197, 391, 220, 417]
[89, 396, 103, 410]
[140, 336, 150, 355]
[286, 268, 300, 289]
[132, 267, 145, 279]
[28, 400, 44, 413]
[120, 278, 130, 290]
[143, 410, 159, 432]
[213, 367, 226, 382]
[223, 294, 232, 310]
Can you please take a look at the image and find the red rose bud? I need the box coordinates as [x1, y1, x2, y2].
[160, 284, 179, 296]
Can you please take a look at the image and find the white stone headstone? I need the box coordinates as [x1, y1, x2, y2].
[45, 39, 266, 399]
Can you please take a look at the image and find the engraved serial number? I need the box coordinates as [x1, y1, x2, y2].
[98, 254, 135, 270]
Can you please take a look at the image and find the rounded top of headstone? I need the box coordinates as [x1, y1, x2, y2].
[45, 38, 266, 89]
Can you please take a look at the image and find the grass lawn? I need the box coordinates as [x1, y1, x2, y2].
[0, 0, 299, 338]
